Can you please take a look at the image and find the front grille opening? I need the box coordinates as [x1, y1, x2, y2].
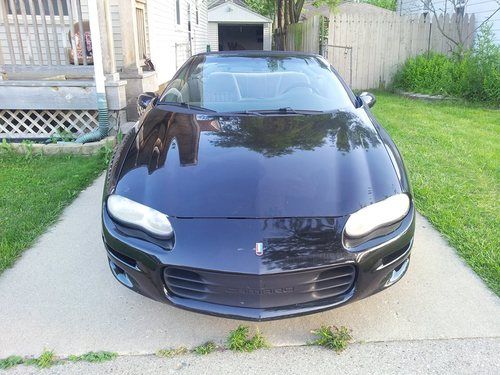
[164, 268, 207, 299]
[163, 264, 356, 309]
[107, 246, 138, 268]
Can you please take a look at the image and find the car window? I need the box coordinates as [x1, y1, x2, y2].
[159, 54, 355, 113]
[161, 60, 191, 104]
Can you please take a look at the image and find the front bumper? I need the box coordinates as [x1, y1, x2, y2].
[102, 205, 415, 321]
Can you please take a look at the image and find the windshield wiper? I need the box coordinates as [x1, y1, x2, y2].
[219, 108, 325, 116]
[270, 107, 325, 115]
[238, 107, 325, 115]
[218, 110, 265, 117]
[160, 102, 217, 113]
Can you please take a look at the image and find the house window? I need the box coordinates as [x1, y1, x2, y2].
[187, 3, 191, 31]
[176, 0, 180, 25]
[7, 0, 69, 16]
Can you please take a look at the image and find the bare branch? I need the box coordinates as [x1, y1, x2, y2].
[465, 6, 500, 40]
[422, 0, 460, 46]
[421, 0, 500, 48]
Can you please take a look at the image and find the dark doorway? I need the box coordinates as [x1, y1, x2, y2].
[218, 24, 263, 51]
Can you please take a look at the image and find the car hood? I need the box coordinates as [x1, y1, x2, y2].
[114, 107, 402, 218]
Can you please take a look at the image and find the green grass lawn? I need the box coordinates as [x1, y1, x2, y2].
[0, 95, 498, 296]
[0, 152, 107, 274]
[372, 92, 500, 295]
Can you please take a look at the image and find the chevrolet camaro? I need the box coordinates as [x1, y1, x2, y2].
[102, 51, 415, 320]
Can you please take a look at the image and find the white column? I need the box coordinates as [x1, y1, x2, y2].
[87, 0, 127, 113]
[87, 0, 105, 94]
[92, 0, 117, 76]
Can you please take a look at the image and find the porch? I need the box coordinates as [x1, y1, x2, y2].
[0, 0, 157, 139]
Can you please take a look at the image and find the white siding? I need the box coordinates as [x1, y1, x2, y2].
[466, 0, 500, 43]
[110, 0, 123, 69]
[147, 0, 208, 84]
[192, 0, 208, 54]
[208, 22, 219, 51]
[397, 0, 426, 15]
[110, 0, 151, 70]
[397, 0, 500, 44]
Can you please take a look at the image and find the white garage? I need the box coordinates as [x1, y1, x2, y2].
[208, 0, 272, 51]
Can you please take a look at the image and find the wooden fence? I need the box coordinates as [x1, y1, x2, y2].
[275, 16, 322, 53]
[326, 12, 475, 90]
[278, 12, 476, 90]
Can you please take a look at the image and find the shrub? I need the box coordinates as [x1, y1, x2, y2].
[156, 347, 189, 358]
[226, 325, 269, 352]
[310, 325, 352, 353]
[393, 24, 500, 104]
[0, 356, 24, 370]
[67, 351, 117, 363]
[193, 341, 218, 355]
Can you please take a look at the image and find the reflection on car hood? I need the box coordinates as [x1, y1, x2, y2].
[114, 108, 402, 218]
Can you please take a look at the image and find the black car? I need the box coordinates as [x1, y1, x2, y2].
[103, 51, 415, 320]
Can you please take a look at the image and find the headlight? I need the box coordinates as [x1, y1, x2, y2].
[107, 194, 173, 239]
[344, 194, 410, 239]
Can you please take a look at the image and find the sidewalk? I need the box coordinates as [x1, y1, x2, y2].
[0, 174, 498, 358]
[5, 339, 500, 374]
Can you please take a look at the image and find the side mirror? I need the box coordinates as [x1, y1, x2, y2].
[137, 92, 157, 109]
[359, 92, 376, 108]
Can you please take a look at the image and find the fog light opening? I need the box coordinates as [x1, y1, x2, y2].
[384, 259, 410, 287]
[109, 260, 134, 288]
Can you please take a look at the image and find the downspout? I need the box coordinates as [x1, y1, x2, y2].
[76, 0, 109, 143]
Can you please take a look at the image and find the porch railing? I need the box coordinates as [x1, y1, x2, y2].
[0, 0, 91, 68]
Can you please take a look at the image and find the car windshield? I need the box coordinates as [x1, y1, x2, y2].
[158, 54, 354, 113]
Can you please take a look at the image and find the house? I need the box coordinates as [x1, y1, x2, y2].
[0, 0, 208, 139]
[397, 0, 500, 44]
[207, 0, 272, 51]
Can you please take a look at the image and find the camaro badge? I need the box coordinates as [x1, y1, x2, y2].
[255, 242, 264, 256]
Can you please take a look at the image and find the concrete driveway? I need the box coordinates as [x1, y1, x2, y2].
[0, 175, 499, 361]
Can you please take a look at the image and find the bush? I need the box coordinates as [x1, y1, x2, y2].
[393, 24, 500, 104]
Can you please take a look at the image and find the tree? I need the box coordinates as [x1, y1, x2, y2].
[273, 0, 340, 49]
[244, 0, 275, 19]
[275, 0, 339, 28]
[362, 0, 397, 11]
[244, 1, 340, 32]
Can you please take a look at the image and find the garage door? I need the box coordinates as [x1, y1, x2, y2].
[218, 24, 264, 51]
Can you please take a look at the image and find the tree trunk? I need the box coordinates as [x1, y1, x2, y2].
[288, 0, 295, 25]
[277, 0, 283, 30]
[284, 0, 289, 29]
[276, 0, 284, 50]
[294, 0, 305, 23]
